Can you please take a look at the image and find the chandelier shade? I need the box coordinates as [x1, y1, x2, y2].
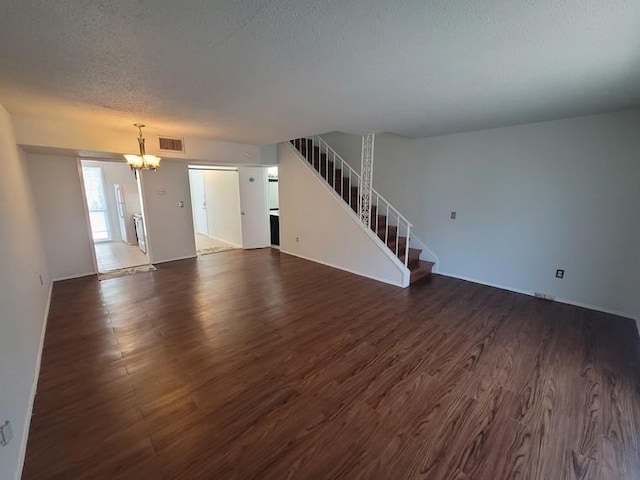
[124, 124, 160, 171]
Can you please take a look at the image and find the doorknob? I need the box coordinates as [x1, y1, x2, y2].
[241, 212, 245, 215]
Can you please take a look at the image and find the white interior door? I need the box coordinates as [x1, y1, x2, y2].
[238, 167, 270, 249]
[189, 170, 208, 236]
[204, 170, 243, 246]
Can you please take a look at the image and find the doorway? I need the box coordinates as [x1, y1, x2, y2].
[80, 160, 151, 273]
[188, 166, 242, 255]
[267, 166, 279, 247]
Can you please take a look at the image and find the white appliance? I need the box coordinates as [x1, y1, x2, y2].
[114, 183, 141, 245]
[133, 214, 147, 254]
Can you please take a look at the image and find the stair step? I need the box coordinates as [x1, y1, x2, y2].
[293, 138, 312, 154]
[342, 185, 359, 204]
[387, 235, 407, 252]
[378, 225, 397, 239]
[410, 260, 435, 284]
[398, 248, 422, 269]
[311, 154, 328, 170]
[369, 214, 386, 231]
[326, 167, 342, 186]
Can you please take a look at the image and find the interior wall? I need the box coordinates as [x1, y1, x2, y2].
[331, 110, 640, 319]
[278, 143, 406, 286]
[25, 154, 96, 280]
[138, 160, 196, 263]
[0, 104, 51, 480]
[320, 132, 362, 172]
[203, 170, 243, 247]
[12, 114, 264, 165]
[260, 144, 278, 165]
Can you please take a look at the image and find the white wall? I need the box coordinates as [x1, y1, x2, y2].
[278, 143, 406, 286]
[203, 170, 243, 247]
[320, 132, 362, 172]
[260, 144, 278, 165]
[25, 154, 96, 280]
[26, 154, 199, 273]
[12, 114, 264, 165]
[138, 160, 197, 263]
[0, 104, 51, 480]
[337, 110, 640, 320]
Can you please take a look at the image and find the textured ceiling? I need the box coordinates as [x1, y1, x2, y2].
[1, 0, 639, 145]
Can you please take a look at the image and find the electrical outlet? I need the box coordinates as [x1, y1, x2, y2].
[450, 211, 457, 220]
[555, 269, 565, 279]
[0, 420, 12, 447]
[295, 237, 299, 243]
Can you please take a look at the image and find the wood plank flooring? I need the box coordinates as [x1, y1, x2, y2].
[23, 249, 640, 479]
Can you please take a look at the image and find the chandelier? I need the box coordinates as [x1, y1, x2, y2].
[124, 124, 161, 171]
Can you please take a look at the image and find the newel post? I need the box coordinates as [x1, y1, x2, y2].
[359, 133, 375, 227]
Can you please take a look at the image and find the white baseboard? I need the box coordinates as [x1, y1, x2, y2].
[437, 270, 639, 336]
[553, 296, 639, 323]
[437, 271, 532, 296]
[153, 254, 197, 264]
[15, 280, 53, 480]
[279, 249, 404, 288]
[53, 271, 97, 282]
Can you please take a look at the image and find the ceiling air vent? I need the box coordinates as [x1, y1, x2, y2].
[158, 136, 185, 153]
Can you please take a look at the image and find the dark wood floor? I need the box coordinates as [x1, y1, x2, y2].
[23, 249, 640, 479]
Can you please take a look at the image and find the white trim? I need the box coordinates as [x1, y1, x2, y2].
[436, 270, 532, 296]
[280, 249, 404, 288]
[53, 271, 97, 281]
[15, 281, 53, 480]
[76, 159, 100, 273]
[553, 297, 639, 323]
[153, 255, 197, 264]
[437, 270, 639, 334]
[285, 142, 409, 278]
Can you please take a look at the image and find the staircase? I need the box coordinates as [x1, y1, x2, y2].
[289, 137, 434, 285]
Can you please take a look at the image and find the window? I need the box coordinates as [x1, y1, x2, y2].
[82, 164, 111, 241]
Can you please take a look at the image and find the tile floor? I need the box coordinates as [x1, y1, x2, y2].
[94, 241, 149, 273]
[195, 234, 239, 252]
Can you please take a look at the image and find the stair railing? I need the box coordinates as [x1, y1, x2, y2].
[291, 136, 412, 268]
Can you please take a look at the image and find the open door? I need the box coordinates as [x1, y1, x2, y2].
[238, 167, 270, 249]
[189, 169, 208, 236]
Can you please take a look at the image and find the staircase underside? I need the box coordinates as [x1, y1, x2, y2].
[291, 138, 434, 285]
